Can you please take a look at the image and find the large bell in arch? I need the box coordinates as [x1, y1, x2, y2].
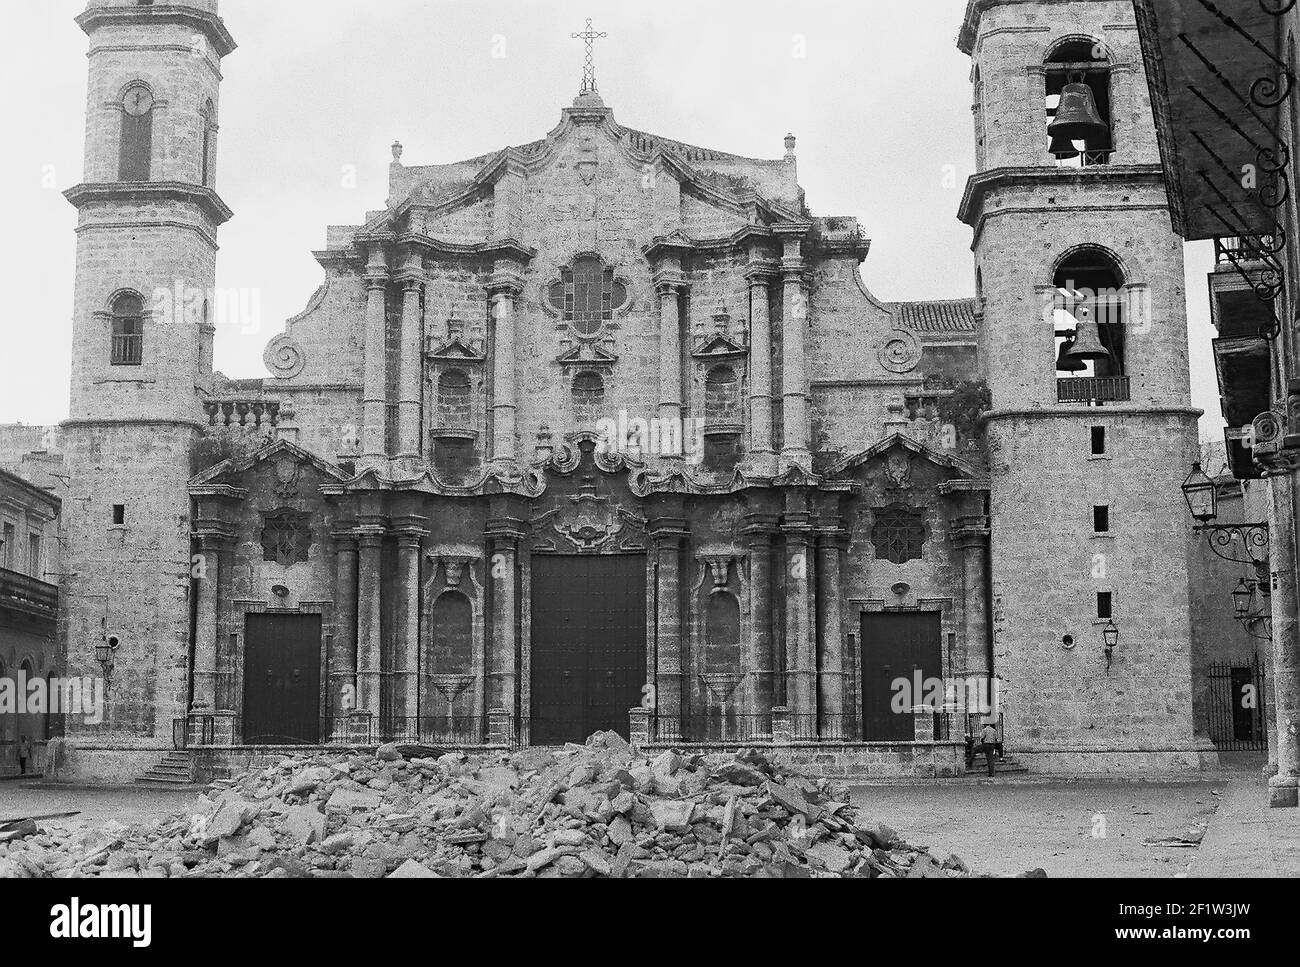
[1065, 306, 1112, 363]
[1049, 77, 1109, 144]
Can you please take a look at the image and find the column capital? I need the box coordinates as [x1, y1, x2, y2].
[330, 528, 360, 550]
[653, 273, 689, 296]
[364, 271, 390, 291]
[952, 514, 992, 548]
[742, 512, 781, 539]
[485, 517, 528, 544]
[744, 261, 781, 284]
[815, 525, 849, 549]
[393, 271, 425, 291]
[195, 525, 236, 550]
[649, 518, 689, 542]
[487, 273, 525, 298]
[392, 515, 430, 545]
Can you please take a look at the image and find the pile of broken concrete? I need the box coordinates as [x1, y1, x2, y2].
[0, 733, 974, 878]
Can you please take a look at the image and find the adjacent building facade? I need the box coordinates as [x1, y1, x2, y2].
[27, 0, 1227, 780]
[1135, 0, 1300, 806]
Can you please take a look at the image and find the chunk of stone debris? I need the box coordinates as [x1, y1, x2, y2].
[389, 859, 440, 878]
[284, 805, 326, 846]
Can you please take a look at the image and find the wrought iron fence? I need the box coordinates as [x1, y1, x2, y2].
[366, 714, 494, 747]
[1205, 660, 1268, 751]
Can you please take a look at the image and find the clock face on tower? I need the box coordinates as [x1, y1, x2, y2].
[123, 87, 154, 117]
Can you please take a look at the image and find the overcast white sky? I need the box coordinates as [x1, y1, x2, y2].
[0, 0, 1220, 438]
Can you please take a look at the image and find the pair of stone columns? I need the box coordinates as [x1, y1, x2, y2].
[360, 246, 424, 471]
[332, 515, 427, 740]
[744, 236, 810, 475]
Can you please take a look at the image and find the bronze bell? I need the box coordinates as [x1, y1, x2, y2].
[1049, 77, 1109, 144]
[1065, 307, 1112, 363]
[1056, 338, 1087, 372]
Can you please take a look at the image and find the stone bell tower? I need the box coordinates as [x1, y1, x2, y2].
[957, 0, 1211, 771]
[59, 0, 235, 775]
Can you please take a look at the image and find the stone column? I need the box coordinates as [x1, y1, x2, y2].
[489, 278, 522, 467]
[657, 280, 685, 459]
[392, 516, 428, 741]
[355, 520, 386, 717]
[486, 517, 523, 715]
[816, 525, 846, 740]
[329, 529, 359, 739]
[651, 509, 687, 742]
[778, 233, 811, 470]
[395, 252, 425, 469]
[190, 529, 230, 712]
[783, 494, 816, 733]
[954, 516, 992, 684]
[361, 247, 390, 471]
[745, 262, 778, 476]
[742, 512, 778, 731]
[1266, 467, 1300, 807]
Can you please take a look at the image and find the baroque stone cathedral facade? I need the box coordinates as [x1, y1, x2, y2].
[52, 0, 1216, 780]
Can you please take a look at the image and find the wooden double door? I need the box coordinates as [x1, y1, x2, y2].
[530, 555, 647, 745]
[242, 613, 321, 744]
[860, 611, 942, 741]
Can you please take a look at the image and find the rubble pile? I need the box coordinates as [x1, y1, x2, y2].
[0, 733, 975, 879]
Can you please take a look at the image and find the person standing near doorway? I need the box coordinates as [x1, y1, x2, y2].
[17, 735, 32, 775]
[978, 721, 999, 778]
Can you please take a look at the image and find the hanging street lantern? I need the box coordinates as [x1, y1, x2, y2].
[1181, 462, 1218, 524]
[1232, 578, 1254, 620]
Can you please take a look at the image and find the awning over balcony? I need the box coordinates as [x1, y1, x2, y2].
[1134, 0, 1289, 240]
[1214, 335, 1273, 427]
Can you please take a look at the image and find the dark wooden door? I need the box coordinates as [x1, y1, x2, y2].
[243, 613, 321, 744]
[530, 555, 646, 744]
[860, 611, 942, 741]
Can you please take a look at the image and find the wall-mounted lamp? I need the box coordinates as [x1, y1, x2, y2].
[95, 634, 120, 685]
[1102, 620, 1119, 670]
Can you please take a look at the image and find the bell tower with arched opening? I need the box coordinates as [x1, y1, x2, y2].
[59, 0, 236, 770]
[957, 0, 1212, 771]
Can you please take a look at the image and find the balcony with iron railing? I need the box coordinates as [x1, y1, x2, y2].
[0, 567, 58, 620]
[110, 332, 142, 366]
[1057, 376, 1131, 405]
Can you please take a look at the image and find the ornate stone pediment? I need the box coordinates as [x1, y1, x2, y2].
[691, 332, 748, 362]
[555, 340, 619, 374]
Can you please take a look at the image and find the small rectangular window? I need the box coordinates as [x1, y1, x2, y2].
[1, 522, 14, 570]
[1091, 426, 1106, 455]
[112, 505, 125, 525]
[1093, 505, 1110, 533]
[28, 534, 42, 579]
[1097, 591, 1113, 620]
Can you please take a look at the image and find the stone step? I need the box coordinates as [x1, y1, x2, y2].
[137, 751, 195, 785]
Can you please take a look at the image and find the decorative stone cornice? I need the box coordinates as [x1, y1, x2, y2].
[76, 4, 237, 58]
[64, 182, 234, 226]
[957, 165, 1168, 228]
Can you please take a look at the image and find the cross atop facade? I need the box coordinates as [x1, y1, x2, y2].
[570, 18, 607, 95]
